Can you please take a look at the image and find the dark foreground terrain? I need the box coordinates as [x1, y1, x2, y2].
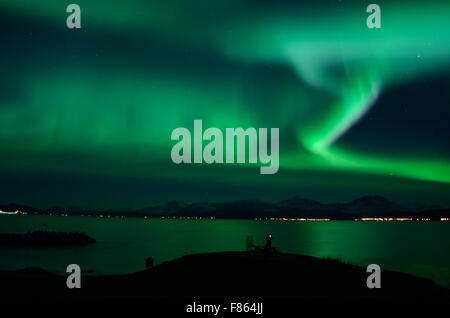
[0, 251, 448, 300]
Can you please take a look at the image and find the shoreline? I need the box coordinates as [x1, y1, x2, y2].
[2, 213, 450, 222]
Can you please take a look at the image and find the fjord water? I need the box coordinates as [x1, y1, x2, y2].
[1, 215, 449, 287]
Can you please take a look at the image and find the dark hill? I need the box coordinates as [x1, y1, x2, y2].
[0, 251, 448, 299]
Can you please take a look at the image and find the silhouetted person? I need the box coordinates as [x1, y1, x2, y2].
[246, 235, 255, 251]
[146, 257, 154, 268]
[264, 234, 272, 251]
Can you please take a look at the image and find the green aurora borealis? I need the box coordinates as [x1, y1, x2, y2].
[0, 0, 449, 208]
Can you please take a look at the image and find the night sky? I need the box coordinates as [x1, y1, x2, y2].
[0, 1, 449, 209]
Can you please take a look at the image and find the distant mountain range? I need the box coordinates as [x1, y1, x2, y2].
[1, 195, 449, 220]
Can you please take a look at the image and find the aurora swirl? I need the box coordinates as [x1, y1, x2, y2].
[0, 0, 449, 208]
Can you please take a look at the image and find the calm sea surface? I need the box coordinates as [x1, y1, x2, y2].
[1, 215, 449, 287]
